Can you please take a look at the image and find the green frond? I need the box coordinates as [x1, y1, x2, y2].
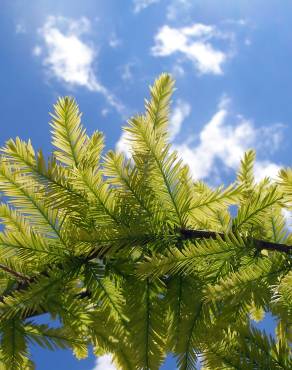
[24, 322, 87, 352]
[103, 150, 159, 219]
[83, 262, 127, 324]
[237, 149, 256, 188]
[50, 96, 88, 167]
[278, 167, 292, 208]
[145, 73, 175, 135]
[1, 137, 36, 169]
[1, 140, 86, 216]
[126, 115, 192, 226]
[138, 232, 246, 279]
[0, 229, 66, 266]
[125, 277, 167, 370]
[0, 319, 32, 370]
[165, 276, 185, 351]
[0, 203, 31, 233]
[189, 182, 241, 228]
[79, 130, 104, 169]
[272, 271, 292, 311]
[0, 158, 73, 243]
[233, 185, 283, 231]
[175, 301, 204, 370]
[202, 324, 291, 369]
[90, 312, 136, 369]
[165, 277, 207, 370]
[191, 182, 241, 209]
[263, 206, 288, 244]
[205, 256, 278, 302]
[239, 325, 291, 369]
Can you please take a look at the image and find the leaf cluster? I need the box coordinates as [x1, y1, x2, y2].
[0, 75, 291, 369]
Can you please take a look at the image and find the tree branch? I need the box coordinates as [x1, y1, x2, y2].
[0, 263, 30, 281]
[179, 229, 292, 255]
[0, 229, 291, 318]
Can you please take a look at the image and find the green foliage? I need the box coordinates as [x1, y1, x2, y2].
[0, 74, 291, 369]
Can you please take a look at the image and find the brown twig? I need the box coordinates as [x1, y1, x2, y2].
[0, 263, 30, 281]
[179, 229, 292, 255]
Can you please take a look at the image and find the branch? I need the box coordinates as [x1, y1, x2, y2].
[0, 263, 30, 281]
[179, 229, 292, 255]
[0, 249, 102, 304]
[0, 229, 291, 319]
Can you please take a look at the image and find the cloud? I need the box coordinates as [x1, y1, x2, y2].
[37, 16, 98, 89]
[92, 355, 117, 370]
[172, 97, 283, 182]
[35, 16, 125, 114]
[166, 0, 193, 21]
[116, 131, 131, 156]
[133, 0, 160, 13]
[282, 209, 292, 232]
[116, 97, 283, 183]
[254, 162, 281, 183]
[151, 24, 231, 75]
[169, 100, 191, 141]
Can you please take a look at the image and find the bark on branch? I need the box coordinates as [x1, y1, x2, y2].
[179, 229, 292, 255]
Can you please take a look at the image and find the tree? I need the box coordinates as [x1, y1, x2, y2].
[0, 74, 291, 369]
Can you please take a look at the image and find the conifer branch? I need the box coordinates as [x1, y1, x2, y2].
[0, 75, 291, 368]
[0, 263, 30, 281]
[179, 229, 292, 255]
[0, 227, 291, 314]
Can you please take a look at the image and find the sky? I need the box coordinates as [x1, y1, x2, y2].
[0, 0, 291, 369]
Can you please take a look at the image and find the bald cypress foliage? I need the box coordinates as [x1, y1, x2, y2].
[0, 74, 291, 369]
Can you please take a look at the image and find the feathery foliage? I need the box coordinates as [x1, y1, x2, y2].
[0, 74, 291, 369]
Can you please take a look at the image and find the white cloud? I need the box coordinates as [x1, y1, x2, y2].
[115, 97, 283, 183]
[166, 0, 193, 21]
[35, 16, 125, 114]
[92, 355, 117, 370]
[173, 108, 246, 180]
[169, 100, 191, 141]
[151, 24, 230, 75]
[282, 209, 292, 232]
[254, 162, 281, 183]
[38, 16, 97, 89]
[116, 131, 131, 156]
[133, 0, 160, 13]
[172, 97, 283, 182]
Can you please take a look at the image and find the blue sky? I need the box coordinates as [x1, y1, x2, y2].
[1, 0, 291, 369]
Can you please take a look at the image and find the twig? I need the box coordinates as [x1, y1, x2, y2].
[179, 229, 292, 255]
[0, 263, 30, 281]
